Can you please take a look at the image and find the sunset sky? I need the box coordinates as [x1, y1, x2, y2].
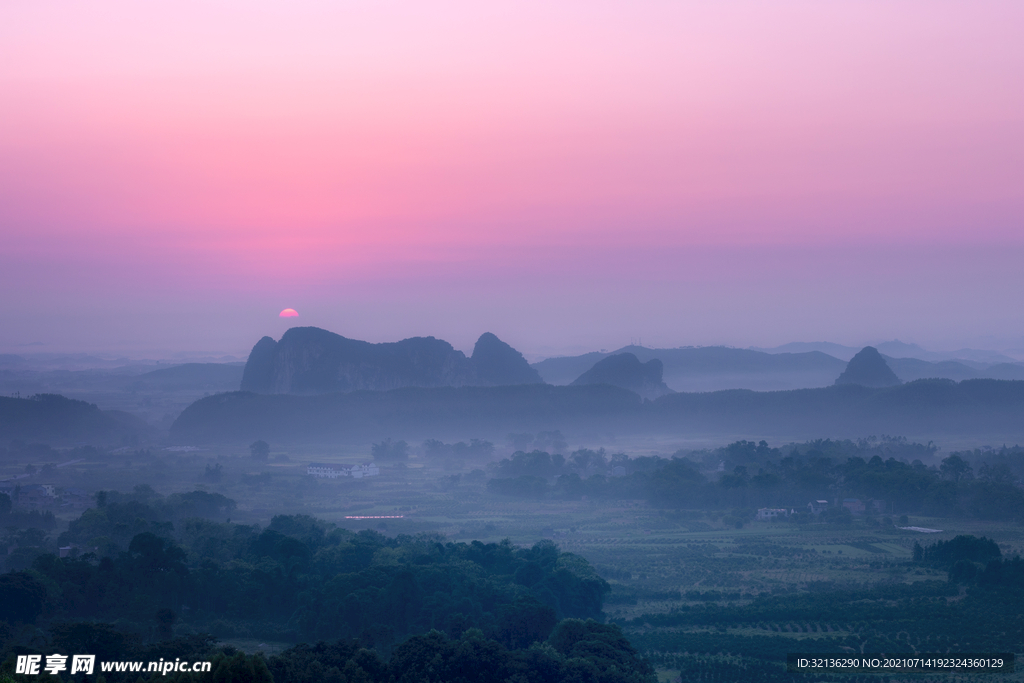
[2, 1, 1022, 359]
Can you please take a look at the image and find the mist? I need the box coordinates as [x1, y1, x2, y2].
[4, 1, 1024, 680]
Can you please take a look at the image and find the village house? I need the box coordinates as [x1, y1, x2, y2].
[349, 463, 380, 478]
[19, 484, 56, 507]
[61, 488, 91, 508]
[840, 498, 885, 515]
[807, 499, 829, 515]
[842, 498, 866, 514]
[756, 508, 789, 521]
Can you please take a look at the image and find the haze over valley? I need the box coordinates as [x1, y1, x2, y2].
[3, 2, 1024, 681]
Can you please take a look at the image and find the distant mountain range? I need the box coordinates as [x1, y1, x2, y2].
[532, 344, 1024, 391]
[0, 394, 150, 444]
[129, 363, 245, 392]
[6, 332, 1024, 441]
[533, 346, 848, 391]
[753, 340, 1021, 365]
[169, 379, 1024, 444]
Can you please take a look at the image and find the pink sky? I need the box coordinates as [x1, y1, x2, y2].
[1, 1, 1022, 358]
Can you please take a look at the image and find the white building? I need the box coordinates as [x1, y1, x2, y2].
[350, 463, 380, 478]
[756, 508, 788, 521]
[308, 463, 344, 478]
[308, 463, 380, 479]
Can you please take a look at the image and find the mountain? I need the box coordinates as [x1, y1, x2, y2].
[0, 394, 151, 444]
[240, 327, 542, 394]
[171, 384, 643, 442]
[571, 353, 672, 399]
[883, 357, 981, 383]
[872, 340, 932, 360]
[470, 332, 543, 385]
[757, 340, 1020, 365]
[646, 379, 1024, 439]
[239, 336, 279, 392]
[835, 347, 902, 387]
[530, 352, 611, 386]
[170, 379, 1024, 443]
[750, 342, 861, 361]
[533, 346, 846, 392]
[128, 363, 244, 391]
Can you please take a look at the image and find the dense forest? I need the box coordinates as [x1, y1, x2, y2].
[485, 439, 1024, 520]
[0, 490, 652, 682]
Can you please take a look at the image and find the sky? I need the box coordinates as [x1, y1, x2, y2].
[2, 1, 1023, 360]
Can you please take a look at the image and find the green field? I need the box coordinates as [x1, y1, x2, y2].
[5, 441, 1024, 683]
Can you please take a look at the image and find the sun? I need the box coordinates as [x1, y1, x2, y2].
[279, 308, 299, 318]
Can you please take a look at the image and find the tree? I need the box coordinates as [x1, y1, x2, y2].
[0, 492, 11, 516]
[940, 455, 973, 483]
[211, 652, 273, 683]
[0, 572, 47, 623]
[250, 440, 270, 461]
[371, 439, 408, 462]
[156, 608, 177, 639]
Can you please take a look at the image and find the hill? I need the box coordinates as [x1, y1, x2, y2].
[471, 332, 544, 385]
[648, 379, 1024, 438]
[240, 327, 542, 393]
[0, 394, 151, 444]
[128, 362, 244, 391]
[883, 356, 982, 382]
[571, 353, 672, 399]
[835, 347, 902, 387]
[170, 384, 643, 442]
[533, 343, 1023, 390]
[533, 346, 846, 391]
[756, 340, 1020, 365]
[170, 379, 1024, 443]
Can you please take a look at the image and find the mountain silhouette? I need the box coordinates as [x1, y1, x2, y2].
[835, 346, 902, 388]
[240, 327, 543, 393]
[0, 394, 150, 444]
[532, 345, 846, 391]
[471, 332, 543, 385]
[171, 378, 1024, 443]
[571, 353, 673, 399]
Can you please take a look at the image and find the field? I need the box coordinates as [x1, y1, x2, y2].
[5, 441, 1024, 683]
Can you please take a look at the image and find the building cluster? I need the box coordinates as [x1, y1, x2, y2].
[307, 462, 380, 479]
[756, 497, 887, 520]
[839, 498, 886, 514]
[0, 482, 91, 509]
[755, 508, 792, 521]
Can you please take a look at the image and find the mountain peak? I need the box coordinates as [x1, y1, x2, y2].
[571, 352, 673, 399]
[834, 346, 902, 388]
[471, 333, 543, 386]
